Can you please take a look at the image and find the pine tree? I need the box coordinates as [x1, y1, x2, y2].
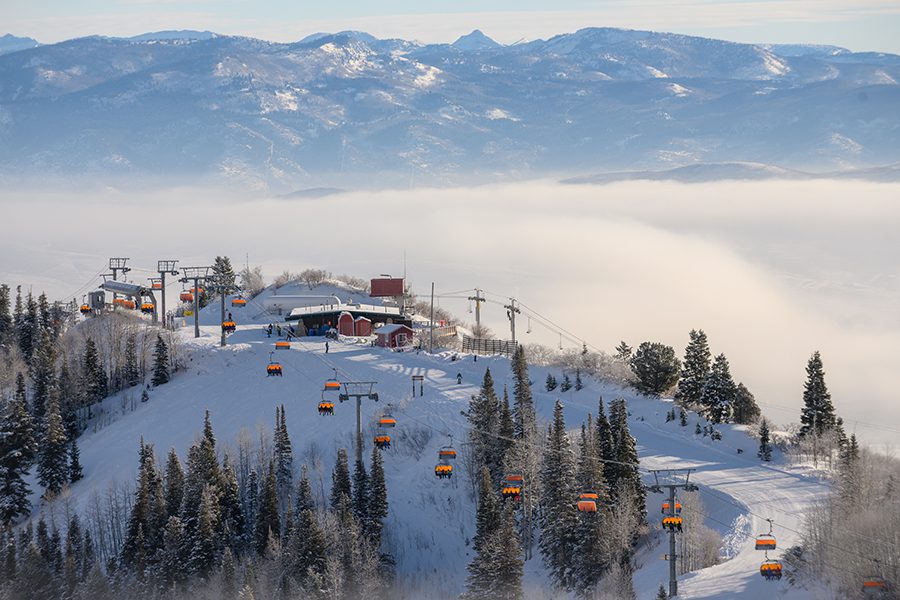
[161, 515, 185, 586]
[629, 342, 681, 396]
[190, 484, 219, 577]
[675, 329, 711, 407]
[367, 445, 388, 548]
[151, 335, 170, 386]
[274, 405, 293, 516]
[295, 465, 315, 516]
[679, 408, 688, 427]
[545, 373, 558, 392]
[69, 441, 83, 483]
[595, 397, 615, 465]
[37, 388, 69, 496]
[614, 341, 632, 361]
[560, 373, 572, 392]
[211, 256, 238, 295]
[466, 368, 502, 481]
[799, 351, 836, 437]
[30, 331, 57, 426]
[757, 419, 772, 462]
[17, 291, 37, 361]
[695, 421, 702, 436]
[608, 399, 646, 523]
[574, 369, 583, 391]
[497, 387, 515, 462]
[255, 462, 280, 556]
[511, 346, 536, 440]
[488, 504, 524, 600]
[539, 400, 578, 590]
[219, 455, 245, 551]
[464, 467, 501, 599]
[0, 379, 36, 523]
[330, 448, 352, 511]
[58, 360, 79, 440]
[351, 443, 369, 527]
[81, 338, 107, 406]
[0, 284, 12, 345]
[243, 469, 259, 548]
[732, 383, 761, 425]
[221, 546, 236, 597]
[657, 584, 668, 599]
[123, 334, 140, 388]
[164, 448, 184, 518]
[287, 506, 327, 589]
[699, 354, 737, 424]
[573, 416, 610, 595]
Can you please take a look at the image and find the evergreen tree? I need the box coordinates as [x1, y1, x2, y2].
[255, 462, 280, 556]
[614, 341, 632, 361]
[123, 334, 140, 388]
[69, 440, 83, 483]
[274, 405, 293, 516]
[221, 546, 236, 598]
[0, 284, 12, 344]
[560, 373, 572, 392]
[511, 346, 536, 440]
[17, 291, 37, 361]
[211, 256, 238, 295]
[608, 399, 646, 523]
[190, 484, 219, 577]
[629, 342, 680, 396]
[219, 455, 245, 551]
[574, 369, 583, 391]
[164, 448, 185, 518]
[81, 338, 107, 406]
[595, 397, 615, 465]
[287, 506, 327, 589]
[497, 387, 515, 462]
[489, 504, 524, 600]
[151, 335, 170, 387]
[121, 439, 162, 569]
[657, 584, 668, 600]
[545, 373, 558, 392]
[699, 354, 737, 424]
[573, 417, 610, 595]
[466, 369, 502, 481]
[799, 351, 836, 437]
[539, 400, 578, 590]
[351, 443, 369, 527]
[37, 388, 69, 496]
[330, 448, 352, 511]
[732, 383, 761, 425]
[367, 445, 388, 548]
[695, 421, 702, 436]
[758, 419, 773, 462]
[0, 378, 36, 523]
[58, 359, 80, 440]
[295, 465, 315, 516]
[679, 408, 688, 427]
[243, 469, 259, 548]
[464, 467, 501, 599]
[30, 331, 56, 425]
[675, 329, 711, 407]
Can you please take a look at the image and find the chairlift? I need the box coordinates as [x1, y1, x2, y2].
[275, 340, 290, 349]
[180, 291, 193, 303]
[577, 492, 599, 513]
[662, 516, 683, 532]
[140, 302, 154, 314]
[222, 321, 237, 334]
[232, 298, 247, 307]
[79, 299, 92, 315]
[323, 379, 341, 391]
[501, 473, 524, 502]
[755, 519, 777, 551]
[863, 577, 888, 596]
[378, 414, 397, 428]
[317, 400, 334, 416]
[374, 434, 391, 449]
[266, 352, 282, 377]
[661, 501, 682, 515]
[435, 463, 453, 479]
[438, 447, 457, 460]
[760, 559, 783, 581]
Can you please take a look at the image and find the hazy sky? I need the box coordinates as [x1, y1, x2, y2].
[1, 179, 898, 448]
[4, 0, 900, 53]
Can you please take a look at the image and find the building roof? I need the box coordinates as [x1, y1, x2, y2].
[286, 302, 402, 321]
[375, 324, 414, 336]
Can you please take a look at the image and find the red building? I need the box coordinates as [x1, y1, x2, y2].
[375, 324, 415, 348]
[354, 316, 372, 336]
[370, 277, 405, 297]
[337, 312, 355, 336]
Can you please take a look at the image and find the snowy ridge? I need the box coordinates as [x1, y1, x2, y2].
[39, 298, 830, 598]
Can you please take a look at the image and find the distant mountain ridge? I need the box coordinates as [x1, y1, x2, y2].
[0, 33, 40, 55]
[0, 27, 898, 190]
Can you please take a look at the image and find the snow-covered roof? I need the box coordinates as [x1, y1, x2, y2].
[375, 323, 414, 336]
[288, 302, 402, 319]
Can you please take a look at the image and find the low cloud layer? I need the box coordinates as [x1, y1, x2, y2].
[2, 179, 898, 445]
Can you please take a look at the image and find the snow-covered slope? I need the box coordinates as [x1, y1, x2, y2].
[40, 309, 829, 598]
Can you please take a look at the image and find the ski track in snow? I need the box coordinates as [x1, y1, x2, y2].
[33, 287, 831, 599]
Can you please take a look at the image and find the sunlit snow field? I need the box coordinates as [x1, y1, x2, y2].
[1, 179, 898, 446]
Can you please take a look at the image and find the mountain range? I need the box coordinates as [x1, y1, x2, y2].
[0, 27, 898, 191]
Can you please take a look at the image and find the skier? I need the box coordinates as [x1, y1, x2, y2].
[325, 341, 330, 354]
[276, 324, 282, 336]
[227, 311, 233, 321]
[266, 324, 273, 337]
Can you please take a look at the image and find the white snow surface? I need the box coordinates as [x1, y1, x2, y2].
[35, 295, 830, 598]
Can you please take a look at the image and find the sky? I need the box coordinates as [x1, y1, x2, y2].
[4, 0, 900, 53]
[1, 179, 898, 449]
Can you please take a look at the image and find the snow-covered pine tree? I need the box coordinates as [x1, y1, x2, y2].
[218, 455, 245, 552]
[679, 408, 688, 427]
[0, 284, 12, 344]
[17, 291, 36, 361]
[121, 439, 156, 570]
[161, 516, 185, 586]
[595, 397, 615, 465]
[511, 346, 536, 440]
[575, 369, 583, 391]
[367, 445, 388, 549]
[295, 465, 314, 516]
[545, 373, 558, 392]
[30, 331, 56, 426]
[286, 504, 327, 590]
[757, 419, 772, 462]
[466, 368, 501, 481]
[799, 351, 836, 437]
[486, 504, 524, 600]
[560, 373, 572, 392]
[211, 256, 238, 295]
[732, 382, 761, 425]
[57, 360, 79, 440]
[614, 341, 632, 361]
[68, 441, 83, 483]
[351, 439, 370, 527]
[574, 416, 611, 595]
[657, 584, 668, 599]
[0, 381, 36, 524]
[539, 400, 578, 590]
[123, 334, 140, 388]
[330, 448, 352, 511]
[675, 329, 711, 407]
[190, 483, 220, 577]
[151, 335, 169, 387]
[629, 342, 680, 396]
[243, 469, 259, 549]
[81, 338, 107, 406]
[37, 387, 69, 496]
[464, 466, 501, 599]
[273, 405, 293, 517]
[699, 354, 737, 424]
[255, 462, 280, 556]
[608, 398, 646, 526]
[164, 448, 184, 518]
[497, 387, 515, 461]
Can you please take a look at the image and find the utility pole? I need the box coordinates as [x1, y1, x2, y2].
[468, 288, 485, 333]
[648, 468, 699, 598]
[156, 260, 179, 329]
[428, 281, 434, 354]
[504, 298, 521, 345]
[108, 258, 131, 304]
[180, 266, 211, 338]
[206, 282, 230, 347]
[337, 382, 380, 463]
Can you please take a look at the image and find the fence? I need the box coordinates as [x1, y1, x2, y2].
[462, 335, 518, 357]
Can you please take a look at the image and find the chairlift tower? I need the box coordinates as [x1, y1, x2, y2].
[206, 281, 238, 347]
[337, 381, 380, 463]
[467, 289, 485, 332]
[108, 257, 131, 303]
[504, 298, 521, 345]
[180, 266, 211, 338]
[156, 260, 179, 328]
[648, 468, 699, 598]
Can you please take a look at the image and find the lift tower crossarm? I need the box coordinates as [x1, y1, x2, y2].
[648, 468, 698, 598]
[180, 266, 211, 338]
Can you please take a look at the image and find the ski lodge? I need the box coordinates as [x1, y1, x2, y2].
[284, 302, 412, 336]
